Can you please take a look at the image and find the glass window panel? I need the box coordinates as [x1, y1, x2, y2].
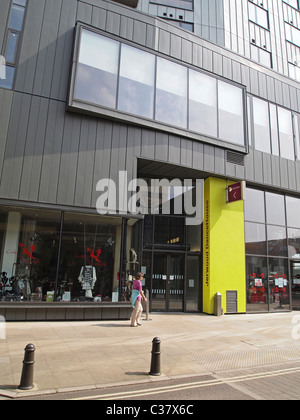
[245, 222, 267, 255]
[267, 225, 287, 256]
[259, 48, 271, 67]
[14, 0, 27, 6]
[155, 57, 188, 128]
[74, 30, 120, 109]
[118, 44, 155, 119]
[269, 258, 289, 311]
[266, 192, 286, 226]
[253, 97, 271, 153]
[149, 0, 193, 10]
[284, 0, 298, 8]
[286, 196, 300, 228]
[269, 104, 279, 156]
[189, 70, 217, 137]
[8, 4, 25, 31]
[153, 216, 185, 249]
[246, 256, 268, 312]
[249, 2, 269, 29]
[244, 188, 265, 223]
[5, 31, 19, 64]
[60, 213, 121, 302]
[218, 81, 244, 145]
[78, 30, 119, 73]
[250, 44, 259, 62]
[294, 114, 300, 160]
[0, 65, 15, 89]
[247, 96, 253, 146]
[278, 107, 295, 160]
[288, 228, 300, 258]
[256, 6, 269, 29]
[0, 206, 61, 301]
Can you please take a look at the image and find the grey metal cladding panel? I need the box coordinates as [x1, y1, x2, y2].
[180, 138, 193, 168]
[50, 0, 78, 101]
[244, 149, 255, 182]
[296, 162, 300, 191]
[74, 117, 97, 208]
[287, 160, 297, 191]
[38, 100, 65, 204]
[91, 4, 107, 30]
[262, 153, 272, 185]
[19, 96, 50, 202]
[270, 155, 281, 188]
[203, 144, 215, 172]
[168, 135, 181, 165]
[14, 0, 46, 93]
[91, 119, 114, 209]
[141, 129, 155, 160]
[0, 0, 10, 49]
[32, 0, 63, 97]
[120, 14, 134, 40]
[109, 123, 128, 184]
[279, 159, 289, 189]
[0, 92, 32, 199]
[253, 150, 264, 183]
[0, 89, 13, 180]
[133, 19, 147, 46]
[170, 33, 182, 60]
[158, 29, 171, 55]
[154, 132, 169, 163]
[56, 113, 81, 206]
[77, 1, 93, 24]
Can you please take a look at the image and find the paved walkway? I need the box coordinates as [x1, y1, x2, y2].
[1, 311, 300, 398]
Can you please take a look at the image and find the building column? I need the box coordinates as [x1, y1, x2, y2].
[1, 211, 22, 276]
[203, 177, 246, 314]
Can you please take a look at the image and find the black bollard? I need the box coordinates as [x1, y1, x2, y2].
[149, 337, 161, 376]
[19, 344, 35, 390]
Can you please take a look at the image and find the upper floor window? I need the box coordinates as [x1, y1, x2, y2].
[249, 96, 297, 161]
[248, 1, 269, 29]
[150, 0, 193, 11]
[0, 0, 27, 90]
[285, 22, 300, 47]
[283, 0, 299, 10]
[69, 26, 247, 152]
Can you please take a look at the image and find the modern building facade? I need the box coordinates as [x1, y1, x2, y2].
[0, 0, 299, 320]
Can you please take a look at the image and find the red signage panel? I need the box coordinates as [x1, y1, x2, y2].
[227, 182, 243, 203]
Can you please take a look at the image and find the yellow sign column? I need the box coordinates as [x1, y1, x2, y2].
[203, 177, 246, 314]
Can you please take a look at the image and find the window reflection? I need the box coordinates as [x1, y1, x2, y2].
[75, 31, 119, 108]
[267, 225, 287, 256]
[278, 107, 295, 160]
[71, 26, 246, 149]
[189, 71, 217, 137]
[253, 97, 271, 153]
[286, 196, 300, 228]
[244, 188, 265, 223]
[118, 44, 155, 119]
[155, 57, 188, 129]
[288, 228, 300, 258]
[218, 81, 244, 145]
[245, 222, 267, 255]
[266, 192, 286, 226]
[269, 258, 289, 311]
[246, 256, 268, 312]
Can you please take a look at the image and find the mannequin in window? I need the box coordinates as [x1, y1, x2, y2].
[78, 266, 97, 299]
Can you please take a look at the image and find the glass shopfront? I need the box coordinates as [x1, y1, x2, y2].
[245, 188, 300, 312]
[0, 205, 141, 304]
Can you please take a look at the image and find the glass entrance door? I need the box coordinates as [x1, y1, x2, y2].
[291, 260, 300, 310]
[151, 254, 184, 312]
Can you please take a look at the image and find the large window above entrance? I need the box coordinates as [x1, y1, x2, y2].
[68, 24, 247, 153]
